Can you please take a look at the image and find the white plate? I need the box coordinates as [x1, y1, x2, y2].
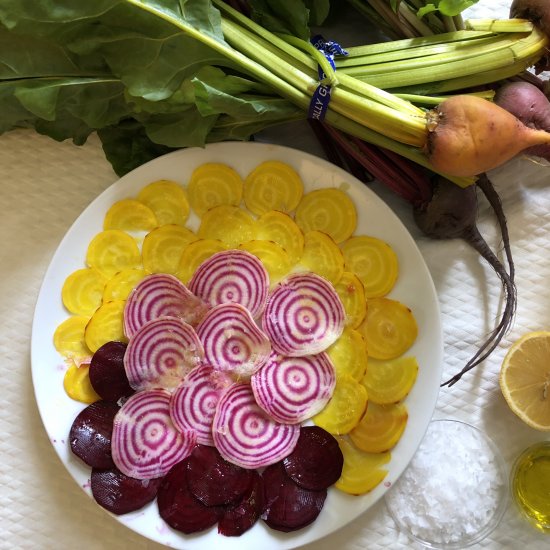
[31, 142, 443, 549]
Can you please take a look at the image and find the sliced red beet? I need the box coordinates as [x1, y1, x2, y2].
[91, 467, 162, 515]
[282, 426, 343, 491]
[157, 459, 222, 534]
[218, 470, 263, 537]
[187, 445, 254, 507]
[89, 341, 133, 402]
[69, 400, 120, 469]
[261, 462, 327, 532]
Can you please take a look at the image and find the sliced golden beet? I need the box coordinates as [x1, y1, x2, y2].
[295, 188, 357, 243]
[142, 224, 198, 275]
[335, 437, 390, 495]
[61, 267, 107, 316]
[137, 179, 190, 226]
[198, 204, 256, 248]
[341, 236, 399, 298]
[63, 361, 101, 404]
[103, 199, 158, 232]
[256, 210, 304, 265]
[326, 327, 368, 381]
[362, 356, 419, 405]
[187, 162, 243, 216]
[84, 300, 127, 353]
[239, 240, 291, 285]
[176, 238, 229, 284]
[358, 298, 418, 360]
[299, 230, 344, 285]
[53, 315, 92, 360]
[312, 374, 368, 435]
[334, 271, 367, 328]
[244, 160, 303, 215]
[102, 267, 146, 302]
[349, 402, 408, 453]
[86, 230, 142, 278]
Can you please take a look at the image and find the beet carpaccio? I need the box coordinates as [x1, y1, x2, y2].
[57, 161, 420, 540]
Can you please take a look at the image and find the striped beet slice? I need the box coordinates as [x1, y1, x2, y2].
[170, 364, 227, 445]
[196, 303, 271, 378]
[262, 272, 345, 356]
[188, 249, 269, 318]
[124, 317, 204, 391]
[124, 273, 208, 339]
[212, 383, 300, 469]
[251, 351, 336, 424]
[112, 389, 196, 480]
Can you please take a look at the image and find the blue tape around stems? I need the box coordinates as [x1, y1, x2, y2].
[308, 35, 348, 121]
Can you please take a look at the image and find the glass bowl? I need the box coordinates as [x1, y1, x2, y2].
[385, 419, 508, 549]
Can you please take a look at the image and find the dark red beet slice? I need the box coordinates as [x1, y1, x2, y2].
[282, 426, 343, 491]
[69, 400, 119, 469]
[157, 459, 222, 534]
[218, 470, 263, 537]
[91, 467, 162, 515]
[187, 444, 254, 507]
[261, 462, 327, 532]
[89, 341, 133, 402]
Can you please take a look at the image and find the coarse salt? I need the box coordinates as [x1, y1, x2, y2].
[385, 420, 507, 548]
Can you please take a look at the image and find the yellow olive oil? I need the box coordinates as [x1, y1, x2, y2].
[511, 441, 550, 533]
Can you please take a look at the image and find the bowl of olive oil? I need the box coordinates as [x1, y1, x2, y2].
[511, 441, 550, 534]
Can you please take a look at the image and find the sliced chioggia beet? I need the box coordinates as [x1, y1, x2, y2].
[124, 317, 204, 391]
[91, 467, 163, 515]
[261, 462, 327, 532]
[169, 364, 226, 446]
[112, 389, 196, 480]
[262, 272, 345, 356]
[189, 249, 269, 318]
[282, 426, 344, 491]
[187, 445, 254, 507]
[212, 383, 300, 469]
[69, 400, 120, 469]
[123, 273, 208, 339]
[157, 459, 222, 534]
[251, 352, 336, 424]
[196, 303, 271, 378]
[89, 341, 133, 402]
[218, 470, 263, 537]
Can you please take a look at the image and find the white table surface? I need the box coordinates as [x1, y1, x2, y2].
[1, 1, 549, 549]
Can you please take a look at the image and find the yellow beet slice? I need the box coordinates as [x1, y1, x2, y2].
[63, 362, 101, 404]
[334, 271, 367, 328]
[102, 267, 146, 302]
[53, 316, 92, 360]
[239, 240, 291, 285]
[349, 402, 408, 453]
[335, 437, 390, 495]
[295, 188, 357, 243]
[86, 230, 142, 278]
[137, 179, 190, 226]
[327, 327, 368, 381]
[198, 204, 256, 248]
[142, 224, 198, 275]
[176, 239, 229, 284]
[187, 163, 243, 216]
[362, 356, 419, 404]
[341, 236, 399, 298]
[244, 160, 303, 215]
[299, 230, 344, 285]
[61, 268, 107, 316]
[103, 199, 158, 232]
[359, 298, 418, 360]
[84, 300, 127, 353]
[312, 374, 368, 435]
[256, 210, 304, 265]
